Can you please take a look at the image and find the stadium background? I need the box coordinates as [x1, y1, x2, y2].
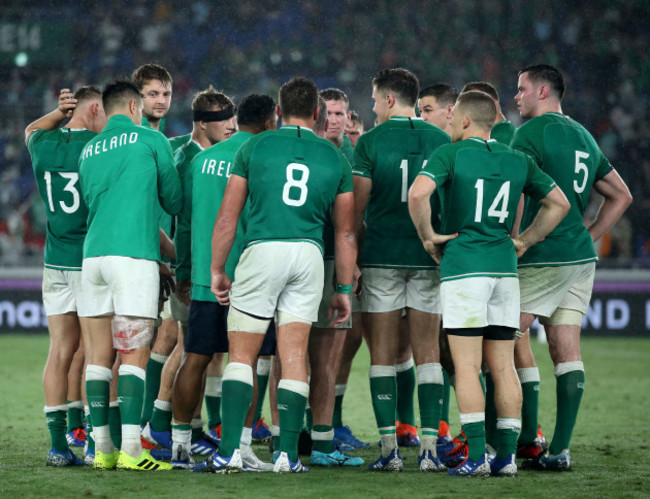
[0, 1, 648, 335]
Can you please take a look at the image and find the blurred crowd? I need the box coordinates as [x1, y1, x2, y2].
[1, 0, 648, 267]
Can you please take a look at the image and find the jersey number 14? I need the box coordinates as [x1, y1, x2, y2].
[474, 179, 510, 223]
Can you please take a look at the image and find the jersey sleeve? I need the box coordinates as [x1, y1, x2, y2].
[156, 134, 183, 216]
[523, 155, 557, 201]
[595, 151, 614, 182]
[230, 138, 253, 179]
[336, 150, 354, 194]
[418, 145, 453, 187]
[174, 150, 194, 282]
[510, 122, 542, 167]
[26, 129, 47, 156]
[351, 133, 373, 178]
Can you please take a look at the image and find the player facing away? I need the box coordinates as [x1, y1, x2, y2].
[170, 93, 278, 472]
[140, 88, 237, 459]
[409, 90, 570, 477]
[26, 86, 106, 467]
[209, 76, 356, 473]
[78, 80, 182, 471]
[353, 68, 451, 472]
[511, 64, 632, 471]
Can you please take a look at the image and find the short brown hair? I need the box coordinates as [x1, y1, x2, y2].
[455, 91, 496, 131]
[192, 86, 234, 112]
[131, 64, 173, 91]
[461, 81, 499, 102]
[279, 77, 318, 120]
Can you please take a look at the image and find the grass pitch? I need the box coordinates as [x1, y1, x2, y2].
[0, 334, 648, 498]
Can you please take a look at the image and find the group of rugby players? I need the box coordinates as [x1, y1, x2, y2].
[28, 62, 631, 477]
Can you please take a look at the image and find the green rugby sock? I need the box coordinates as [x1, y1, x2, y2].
[149, 399, 172, 433]
[278, 380, 309, 462]
[45, 406, 69, 452]
[333, 385, 346, 428]
[396, 359, 416, 426]
[205, 375, 222, 429]
[461, 416, 486, 462]
[311, 425, 334, 454]
[109, 401, 122, 449]
[550, 362, 584, 455]
[219, 363, 253, 457]
[417, 363, 444, 446]
[484, 370, 498, 449]
[141, 353, 167, 425]
[496, 418, 521, 459]
[517, 367, 541, 444]
[369, 365, 397, 430]
[254, 358, 271, 422]
[66, 401, 84, 432]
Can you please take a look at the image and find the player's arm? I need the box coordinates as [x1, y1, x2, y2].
[587, 169, 633, 243]
[408, 175, 457, 264]
[174, 159, 194, 305]
[352, 175, 371, 263]
[155, 137, 183, 216]
[330, 191, 357, 327]
[159, 228, 176, 260]
[513, 186, 570, 257]
[24, 88, 77, 144]
[210, 174, 248, 305]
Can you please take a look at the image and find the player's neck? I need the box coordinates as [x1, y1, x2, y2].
[388, 105, 416, 119]
[192, 129, 212, 149]
[328, 135, 343, 148]
[535, 101, 562, 117]
[146, 116, 162, 131]
[283, 117, 315, 129]
[464, 128, 490, 141]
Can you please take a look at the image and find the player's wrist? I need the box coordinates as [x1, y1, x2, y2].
[335, 283, 352, 295]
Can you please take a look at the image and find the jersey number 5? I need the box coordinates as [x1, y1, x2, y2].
[574, 150, 589, 194]
[282, 163, 310, 207]
[474, 179, 510, 223]
[44, 171, 80, 214]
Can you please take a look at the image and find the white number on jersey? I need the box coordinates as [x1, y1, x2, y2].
[474, 179, 510, 223]
[282, 163, 310, 207]
[573, 150, 589, 194]
[44, 171, 81, 214]
[399, 158, 429, 203]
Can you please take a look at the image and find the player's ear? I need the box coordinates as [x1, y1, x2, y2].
[463, 115, 470, 130]
[386, 93, 395, 108]
[313, 105, 319, 122]
[129, 99, 136, 115]
[446, 104, 454, 118]
[538, 83, 549, 100]
[276, 105, 282, 120]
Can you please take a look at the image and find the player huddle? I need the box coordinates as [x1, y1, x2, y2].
[28, 63, 631, 477]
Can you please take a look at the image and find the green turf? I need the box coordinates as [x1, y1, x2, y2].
[0, 334, 648, 497]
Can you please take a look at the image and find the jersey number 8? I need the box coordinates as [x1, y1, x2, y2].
[282, 163, 310, 207]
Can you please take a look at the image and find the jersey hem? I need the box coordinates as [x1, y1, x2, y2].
[362, 263, 438, 270]
[441, 272, 518, 282]
[518, 257, 597, 268]
[44, 263, 82, 272]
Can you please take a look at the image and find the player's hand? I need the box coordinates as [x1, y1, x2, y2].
[211, 269, 232, 306]
[159, 262, 175, 299]
[353, 266, 362, 299]
[512, 236, 530, 258]
[58, 88, 77, 118]
[175, 279, 191, 306]
[423, 233, 458, 264]
[328, 292, 351, 327]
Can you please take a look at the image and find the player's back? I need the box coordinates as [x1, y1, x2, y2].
[79, 115, 181, 261]
[190, 131, 253, 286]
[424, 138, 555, 280]
[353, 117, 450, 268]
[28, 128, 95, 270]
[512, 112, 613, 266]
[233, 125, 352, 252]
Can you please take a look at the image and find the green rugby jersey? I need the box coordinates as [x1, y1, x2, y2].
[169, 133, 192, 153]
[231, 125, 353, 253]
[181, 131, 254, 302]
[420, 138, 556, 281]
[27, 128, 96, 271]
[491, 119, 516, 145]
[79, 115, 182, 261]
[341, 134, 355, 162]
[511, 112, 613, 267]
[173, 139, 203, 280]
[352, 116, 450, 269]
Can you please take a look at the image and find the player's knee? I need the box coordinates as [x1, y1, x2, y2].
[111, 315, 155, 354]
[228, 307, 271, 334]
[540, 308, 583, 327]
